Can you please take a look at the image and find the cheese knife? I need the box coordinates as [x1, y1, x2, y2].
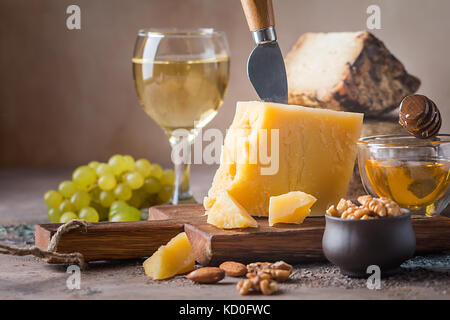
[240, 0, 288, 103]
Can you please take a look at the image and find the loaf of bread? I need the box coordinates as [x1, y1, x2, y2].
[285, 31, 420, 117]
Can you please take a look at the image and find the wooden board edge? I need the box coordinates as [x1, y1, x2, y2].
[34, 224, 52, 250]
[184, 223, 214, 266]
[34, 220, 187, 263]
[148, 203, 204, 220]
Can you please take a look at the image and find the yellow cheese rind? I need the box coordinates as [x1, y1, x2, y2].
[207, 191, 258, 229]
[204, 101, 363, 216]
[143, 232, 195, 280]
[269, 191, 317, 226]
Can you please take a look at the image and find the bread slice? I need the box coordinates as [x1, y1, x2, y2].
[285, 31, 420, 116]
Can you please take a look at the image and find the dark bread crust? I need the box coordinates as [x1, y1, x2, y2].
[287, 32, 421, 117]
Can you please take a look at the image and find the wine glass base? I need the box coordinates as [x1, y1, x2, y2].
[170, 190, 197, 205]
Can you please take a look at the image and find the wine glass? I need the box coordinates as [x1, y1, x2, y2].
[132, 28, 230, 204]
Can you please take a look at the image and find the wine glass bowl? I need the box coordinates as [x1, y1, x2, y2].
[132, 28, 230, 204]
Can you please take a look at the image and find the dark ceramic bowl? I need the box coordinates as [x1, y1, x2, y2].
[322, 212, 416, 277]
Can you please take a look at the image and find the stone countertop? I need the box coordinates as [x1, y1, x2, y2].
[0, 167, 449, 300]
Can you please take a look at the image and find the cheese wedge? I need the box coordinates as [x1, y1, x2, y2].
[207, 190, 258, 229]
[204, 101, 363, 216]
[285, 31, 420, 116]
[269, 191, 317, 226]
[143, 232, 195, 280]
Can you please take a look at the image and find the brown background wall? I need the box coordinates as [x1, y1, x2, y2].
[0, 0, 449, 167]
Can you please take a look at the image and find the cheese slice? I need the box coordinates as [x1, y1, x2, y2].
[269, 191, 317, 226]
[204, 101, 363, 216]
[207, 190, 258, 229]
[143, 232, 195, 280]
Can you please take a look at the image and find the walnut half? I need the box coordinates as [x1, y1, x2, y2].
[236, 260, 293, 296]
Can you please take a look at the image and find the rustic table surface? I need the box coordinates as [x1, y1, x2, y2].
[0, 167, 449, 300]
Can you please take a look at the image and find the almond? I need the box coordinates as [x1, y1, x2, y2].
[186, 267, 225, 284]
[219, 261, 247, 277]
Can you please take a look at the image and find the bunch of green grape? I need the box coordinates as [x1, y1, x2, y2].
[43, 155, 175, 223]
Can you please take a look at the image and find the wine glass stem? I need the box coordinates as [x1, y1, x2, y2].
[169, 134, 194, 204]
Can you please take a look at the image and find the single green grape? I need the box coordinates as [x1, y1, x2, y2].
[110, 207, 141, 222]
[43, 190, 63, 208]
[114, 183, 132, 201]
[126, 171, 144, 190]
[110, 213, 129, 222]
[79, 207, 100, 222]
[70, 190, 91, 210]
[110, 200, 128, 212]
[96, 163, 113, 176]
[99, 190, 115, 207]
[108, 207, 124, 220]
[59, 199, 75, 213]
[58, 181, 77, 198]
[98, 173, 117, 191]
[72, 165, 97, 189]
[60, 212, 78, 223]
[127, 206, 142, 220]
[143, 177, 162, 194]
[47, 207, 62, 223]
[108, 209, 119, 220]
[88, 161, 100, 170]
[123, 155, 135, 172]
[135, 159, 151, 178]
[108, 154, 127, 175]
[160, 169, 175, 186]
[149, 163, 163, 179]
[109, 201, 132, 220]
[157, 185, 173, 203]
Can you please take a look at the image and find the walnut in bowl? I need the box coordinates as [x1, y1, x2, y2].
[322, 196, 415, 277]
[326, 195, 406, 220]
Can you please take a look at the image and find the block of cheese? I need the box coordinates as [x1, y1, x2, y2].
[285, 31, 420, 117]
[268, 191, 317, 226]
[207, 190, 258, 229]
[143, 232, 195, 280]
[204, 101, 363, 216]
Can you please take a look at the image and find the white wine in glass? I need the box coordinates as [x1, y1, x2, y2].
[132, 29, 230, 204]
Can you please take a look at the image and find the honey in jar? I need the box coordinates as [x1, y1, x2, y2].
[364, 158, 450, 211]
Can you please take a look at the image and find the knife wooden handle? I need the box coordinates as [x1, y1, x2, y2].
[240, 0, 275, 31]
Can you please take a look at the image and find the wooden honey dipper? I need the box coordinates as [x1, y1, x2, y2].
[399, 94, 442, 139]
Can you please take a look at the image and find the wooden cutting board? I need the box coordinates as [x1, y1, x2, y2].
[35, 204, 450, 266]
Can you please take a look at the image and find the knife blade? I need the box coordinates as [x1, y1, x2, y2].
[240, 0, 288, 104]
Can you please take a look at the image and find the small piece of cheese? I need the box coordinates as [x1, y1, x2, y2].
[143, 232, 195, 280]
[204, 101, 363, 216]
[269, 191, 317, 226]
[207, 191, 258, 229]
